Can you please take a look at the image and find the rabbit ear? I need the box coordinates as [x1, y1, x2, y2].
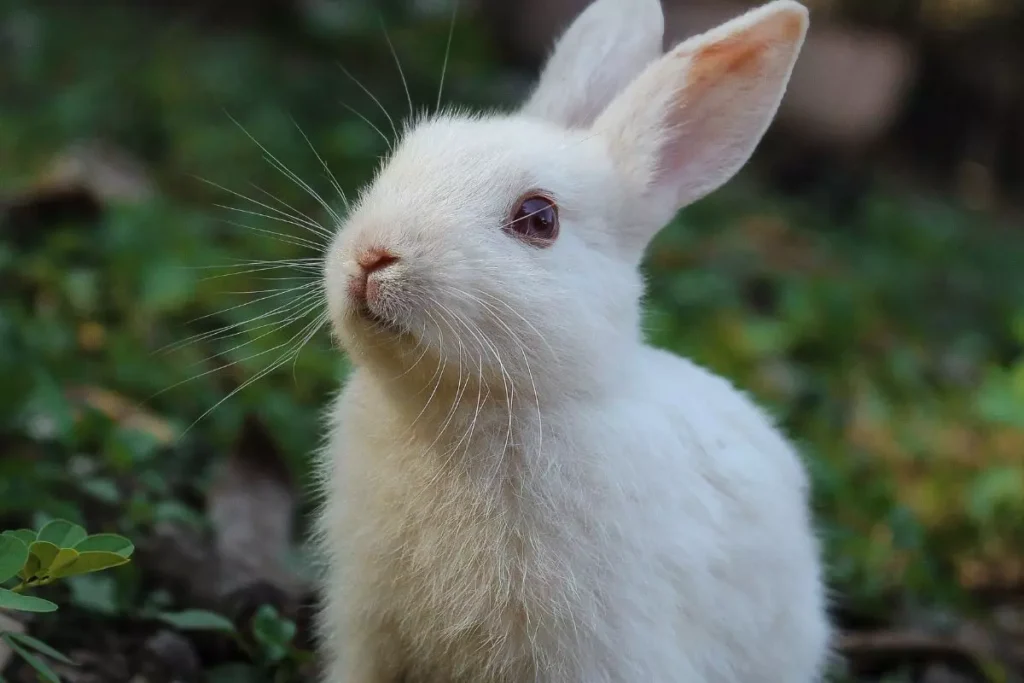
[520, 0, 664, 128]
[594, 0, 808, 255]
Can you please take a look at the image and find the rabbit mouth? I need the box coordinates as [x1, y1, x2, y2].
[355, 302, 406, 337]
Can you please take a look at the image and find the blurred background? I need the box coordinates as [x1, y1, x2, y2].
[1, 0, 1022, 681]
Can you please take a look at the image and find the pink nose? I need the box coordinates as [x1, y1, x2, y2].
[349, 248, 398, 303]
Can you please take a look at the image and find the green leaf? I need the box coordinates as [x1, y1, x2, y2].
[2, 529, 37, 547]
[67, 574, 120, 616]
[251, 604, 296, 664]
[0, 535, 29, 584]
[156, 609, 237, 633]
[36, 520, 87, 549]
[73, 534, 134, 558]
[0, 587, 59, 612]
[2, 634, 61, 682]
[3, 632, 75, 665]
[49, 551, 130, 579]
[43, 548, 79, 579]
[19, 553, 41, 582]
[28, 541, 60, 575]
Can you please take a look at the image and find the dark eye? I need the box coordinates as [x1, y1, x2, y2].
[507, 193, 559, 247]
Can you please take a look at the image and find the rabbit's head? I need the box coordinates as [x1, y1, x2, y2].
[325, 0, 808, 398]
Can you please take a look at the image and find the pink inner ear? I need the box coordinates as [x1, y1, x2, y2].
[689, 10, 804, 85]
[653, 11, 803, 193]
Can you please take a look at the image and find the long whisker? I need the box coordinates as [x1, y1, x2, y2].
[440, 288, 523, 460]
[195, 175, 331, 241]
[184, 257, 322, 270]
[437, 0, 459, 112]
[195, 262, 321, 281]
[402, 310, 447, 438]
[423, 305, 468, 454]
[470, 288, 557, 361]
[291, 309, 330, 382]
[440, 308, 492, 463]
[164, 303, 313, 356]
[183, 279, 320, 327]
[339, 101, 392, 151]
[436, 297, 516, 462]
[379, 16, 414, 121]
[215, 217, 325, 252]
[160, 283, 322, 354]
[179, 288, 325, 364]
[289, 115, 350, 213]
[155, 295, 325, 403]
[225, 111, 342, 225]
[336, 63, 399, 143]
[179, 310, 328, 437]
[248, 182, 335, 240]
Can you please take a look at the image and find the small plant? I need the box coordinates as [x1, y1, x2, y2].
[0, 520, 134, 681]
[158, 604, 310, 683]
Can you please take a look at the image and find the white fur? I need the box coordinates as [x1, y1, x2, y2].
[521, 0, 665, 128]
[315, 1, 830, 681]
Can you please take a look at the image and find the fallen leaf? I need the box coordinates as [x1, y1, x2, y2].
[65, 385, 177, 445]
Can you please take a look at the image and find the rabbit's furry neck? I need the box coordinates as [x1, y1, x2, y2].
[345, 339, 625, 482]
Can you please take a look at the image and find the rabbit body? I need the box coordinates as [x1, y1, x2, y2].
[315, 0, 830, 680]
[318, 347, 828, 682]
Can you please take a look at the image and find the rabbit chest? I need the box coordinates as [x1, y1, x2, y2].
[330, 393, 620, 680]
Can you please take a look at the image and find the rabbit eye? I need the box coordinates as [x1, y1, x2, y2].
[507, 194, 558, 247]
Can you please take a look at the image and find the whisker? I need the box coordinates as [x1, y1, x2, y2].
[437, 0, 459, 112]
[196, 262, 322, 281]
[423, 305, 470, 456]
[288, 115, 350, 213]
[178, 310, 328, 437]
[440, 308, 491, 463]
[224, 111, 342, 224]
[379, 16, 414, 121]
[154, 295, 325, 403]
[467, 287, 557, 361]
[402, 310, 448, 438]
[340, 101, 392, 151]
[291, 309, 330, 382]
[215, 216, 325, 252]
[439, 288, 521, 459]
[184, 279, 320, 326]
[161, 285, 323, 354]
[194, 175, 331, 241]
[181, 299, 324, 372]
[248, 182, 335, 240]
[184, 257, 322, 270]
[336, 63, 399, 143]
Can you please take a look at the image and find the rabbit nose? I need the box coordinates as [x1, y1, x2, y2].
[350, 248, 398, 303]
[358, 248, 398, 274]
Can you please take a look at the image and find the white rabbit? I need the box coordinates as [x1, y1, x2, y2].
[314, 0, 831, 681]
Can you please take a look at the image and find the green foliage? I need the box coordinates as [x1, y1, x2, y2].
[0, 521, 133, 680]
[156, 609, 237, 633]
[1, 634, 61, 683]
[251, 604, 298, 665]
[0, 591, 57, 614]
[0, 521, 134, 597]
[156, 605, 307, 680]
[0, 537, 29, 586]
